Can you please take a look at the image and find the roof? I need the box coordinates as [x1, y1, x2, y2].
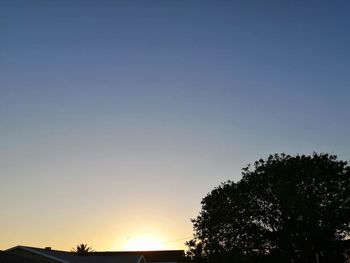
[89, 250, 185, 262]
[0, 250, 42, 263]
[6, 246, 145, 263]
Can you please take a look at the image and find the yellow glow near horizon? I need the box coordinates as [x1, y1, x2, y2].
[122, 235, 166, 251]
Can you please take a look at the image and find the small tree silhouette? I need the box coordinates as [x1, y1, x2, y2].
[72, 244, 94, 255]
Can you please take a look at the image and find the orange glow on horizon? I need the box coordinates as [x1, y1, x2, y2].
[121, 235, 166, 251]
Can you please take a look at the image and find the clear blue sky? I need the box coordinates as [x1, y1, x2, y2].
[1, 0, 350, 250]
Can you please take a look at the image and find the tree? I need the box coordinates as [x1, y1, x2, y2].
[186, 153, 350, 263]
[72, 244, 94, 255]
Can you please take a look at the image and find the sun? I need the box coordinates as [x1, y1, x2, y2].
[122, 235, 165, 251]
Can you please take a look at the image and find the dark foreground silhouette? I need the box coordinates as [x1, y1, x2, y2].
[5, 245, 185, 263]
[186, 153, 350, 263]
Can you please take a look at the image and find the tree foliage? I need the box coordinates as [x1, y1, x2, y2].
[72, 244, 94, 255]
[186, 153, 350, 262]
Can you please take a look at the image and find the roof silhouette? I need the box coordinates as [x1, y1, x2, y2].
[0, 250, 42, 263]
[6, 246, 184, 263]
[6, 246, 145, 263]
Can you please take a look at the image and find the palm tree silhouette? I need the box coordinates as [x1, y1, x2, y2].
[72, 244, 94, 255]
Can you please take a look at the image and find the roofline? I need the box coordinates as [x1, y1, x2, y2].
[100, 250, 184, 253]
[6, 246, 70, 263]
[137, 255, 146, 263]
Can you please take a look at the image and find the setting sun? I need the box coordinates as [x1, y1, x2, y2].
[122, 236, 166, 251]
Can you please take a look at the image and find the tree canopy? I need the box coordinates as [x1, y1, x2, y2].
[72, 244, 94, 255]
[186, 153, 350, 263]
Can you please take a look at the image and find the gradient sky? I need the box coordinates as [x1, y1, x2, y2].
[1, 0, 350, 251]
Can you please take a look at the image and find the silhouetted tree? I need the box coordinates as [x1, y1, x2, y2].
[186, 153, 350, 263]
[72, 244, 94, 255]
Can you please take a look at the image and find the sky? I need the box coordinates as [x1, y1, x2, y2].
[1, 0, 350, 251]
